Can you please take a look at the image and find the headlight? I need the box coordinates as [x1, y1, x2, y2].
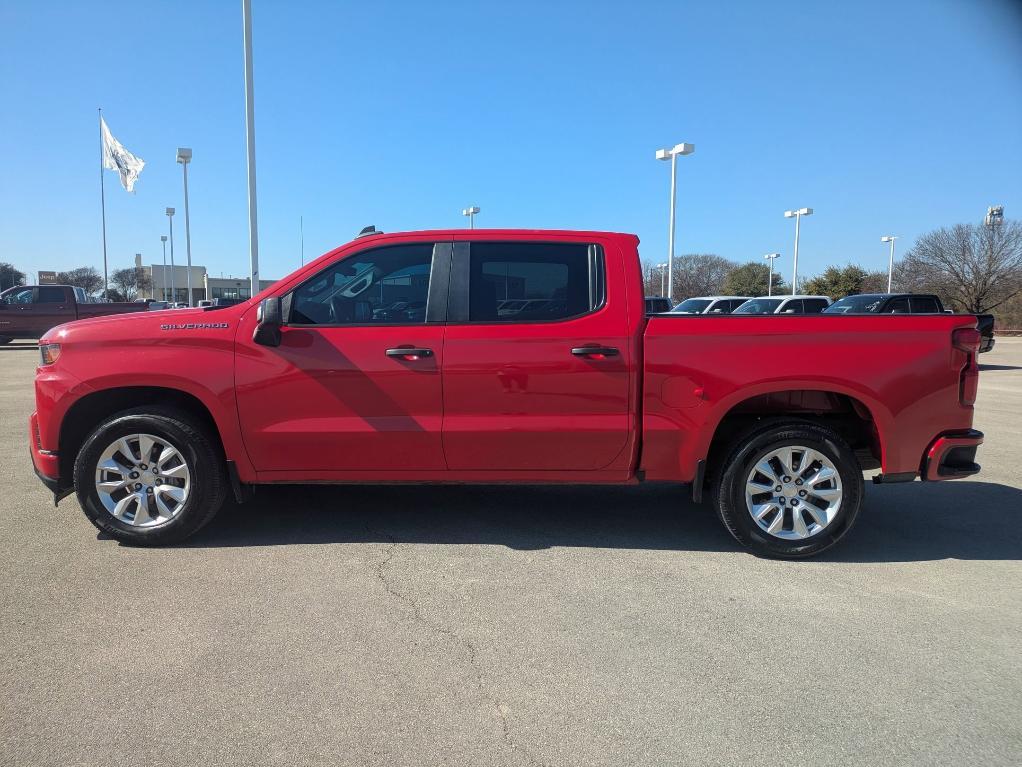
[39, 343, 61, 365]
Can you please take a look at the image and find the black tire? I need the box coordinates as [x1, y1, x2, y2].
[73, 407, 227, 546]
[712, 420, 864, 559]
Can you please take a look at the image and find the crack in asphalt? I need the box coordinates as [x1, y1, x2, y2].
[370, 532, 545, 767]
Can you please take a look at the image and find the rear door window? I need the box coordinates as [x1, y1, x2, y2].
[466, 242, 599, 322]
[36, 287, 66, 303]
[803, 299, 829, 313]
[886, 297, 910, 314]
[911, 296, 941, 313]
[781, 300, 803, 314]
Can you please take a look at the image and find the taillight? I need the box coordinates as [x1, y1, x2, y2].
[952, 328, 981, 353]
[39, 343, 61, 365]
[952, 328, 980, 406]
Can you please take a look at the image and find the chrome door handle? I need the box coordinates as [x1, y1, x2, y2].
[571, 346, 619, 358]
[385, 347, 434, 360]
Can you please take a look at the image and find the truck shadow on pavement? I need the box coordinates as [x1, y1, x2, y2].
[184, 479, 1022, 563]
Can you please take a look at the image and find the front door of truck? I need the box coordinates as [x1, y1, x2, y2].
[0, 286, 67, 338]
[441, 238, 633, 472]
[235, 239, 450, 473]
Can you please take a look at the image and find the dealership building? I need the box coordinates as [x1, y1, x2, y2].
[136, 257, 277, 304]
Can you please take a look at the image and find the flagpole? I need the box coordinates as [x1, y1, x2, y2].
[98, 108, 109, 301]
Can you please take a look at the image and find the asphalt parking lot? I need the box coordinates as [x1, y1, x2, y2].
[1, 339, 1020, 766]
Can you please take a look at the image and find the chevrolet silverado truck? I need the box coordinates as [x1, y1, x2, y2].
[0, 284, 147, 343]
[30, 229, 984, 558]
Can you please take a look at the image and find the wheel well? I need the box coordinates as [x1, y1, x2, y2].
[706, 390, 881, 478]
[58, 387, 222, 482]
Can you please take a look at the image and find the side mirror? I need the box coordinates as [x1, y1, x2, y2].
[253, 297, 282, 347]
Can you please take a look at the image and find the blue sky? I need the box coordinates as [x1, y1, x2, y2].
[1, 0, 1021, 284]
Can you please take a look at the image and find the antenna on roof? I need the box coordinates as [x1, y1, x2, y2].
[356, 225, 382, 238]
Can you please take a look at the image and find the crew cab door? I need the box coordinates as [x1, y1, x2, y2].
[0, 286, 71, 337]
[441, 237, 633, 472]
[234, 239, 450, 473]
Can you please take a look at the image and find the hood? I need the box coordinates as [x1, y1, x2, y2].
[41, 306, 246, 344]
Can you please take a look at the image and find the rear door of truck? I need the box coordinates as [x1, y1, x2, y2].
[441, 234, 634, 472]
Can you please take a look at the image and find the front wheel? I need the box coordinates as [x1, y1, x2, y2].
[713, 421, 864, 559]
[73, 407, 227, 545]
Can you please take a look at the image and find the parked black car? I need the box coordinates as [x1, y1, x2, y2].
[644, 296, 673, 314]
[824, 293, 994, 352]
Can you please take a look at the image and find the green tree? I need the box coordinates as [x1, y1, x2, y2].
[801, 265, 869, 299]
[109, 267, 152, 302]
[722, 262, 786, 297]
[0, 263, 26, 291]
[56, 266, 104, 297]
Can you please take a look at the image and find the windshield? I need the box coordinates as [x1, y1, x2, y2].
[733, 298, 782, 314]
[671, 298, 712, 313]
[824, 295, 886, 313]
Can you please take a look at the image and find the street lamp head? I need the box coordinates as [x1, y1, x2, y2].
[784, 208, 813, 217]
[166, 207, 175, 216]
[161, 235, 168, 242]
[764, 253, 780, 260]
[784, 210, 796, 218]
[656, 143, 695, 160]
[881, 235, 897, 243]
[799, 207, 813, 216]
[462, 206, 480, 216]
[176, 147, 192, 164]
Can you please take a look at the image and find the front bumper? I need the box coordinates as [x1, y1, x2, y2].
[922, 429, 984, 481]
[29, 411, 71, 502]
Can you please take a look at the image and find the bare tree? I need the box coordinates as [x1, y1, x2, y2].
[900, 219, 1022, 313]
[671, 254, 737, 299]
[56, 266, 104, 297]
[110, 267, 153, 302]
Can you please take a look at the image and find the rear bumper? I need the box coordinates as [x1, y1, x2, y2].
[922, 429, 983, 481]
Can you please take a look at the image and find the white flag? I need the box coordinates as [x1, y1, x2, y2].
[101, 117, 145, 192]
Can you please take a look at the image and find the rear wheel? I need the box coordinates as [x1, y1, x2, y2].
[713, 421, 864, 558]
[73, 407, 226, 545]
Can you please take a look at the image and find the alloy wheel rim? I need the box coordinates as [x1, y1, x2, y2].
[94, 433, 191, 527]
[744, 445, 842, 540]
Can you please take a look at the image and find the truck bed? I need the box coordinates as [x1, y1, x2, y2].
[640, 313, 978, 482]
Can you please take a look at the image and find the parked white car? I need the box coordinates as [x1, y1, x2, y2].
[670, 296, 750, 314]
[732, 295, 832, 314]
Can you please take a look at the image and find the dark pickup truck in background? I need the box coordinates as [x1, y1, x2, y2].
[824, 293, 995, 352]
[0, 285, 148, 343]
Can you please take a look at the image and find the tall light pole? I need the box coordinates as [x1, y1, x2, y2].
[166, 207, 176, 304]
[655, 143, 695, 302]
[177, 148, 193, 306]
[783, 207, 813, 295]
[880, 235, 898, 293]
[160, 235, 168, 301]
[763, 253, 780, 296]
[462, 206, 480, 228]
[242, 0, 260, 298]
[654, 262, 668, 296]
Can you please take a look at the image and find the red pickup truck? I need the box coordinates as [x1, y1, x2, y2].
[0, 284, 147, 343]
[30, 229, 984, 558]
